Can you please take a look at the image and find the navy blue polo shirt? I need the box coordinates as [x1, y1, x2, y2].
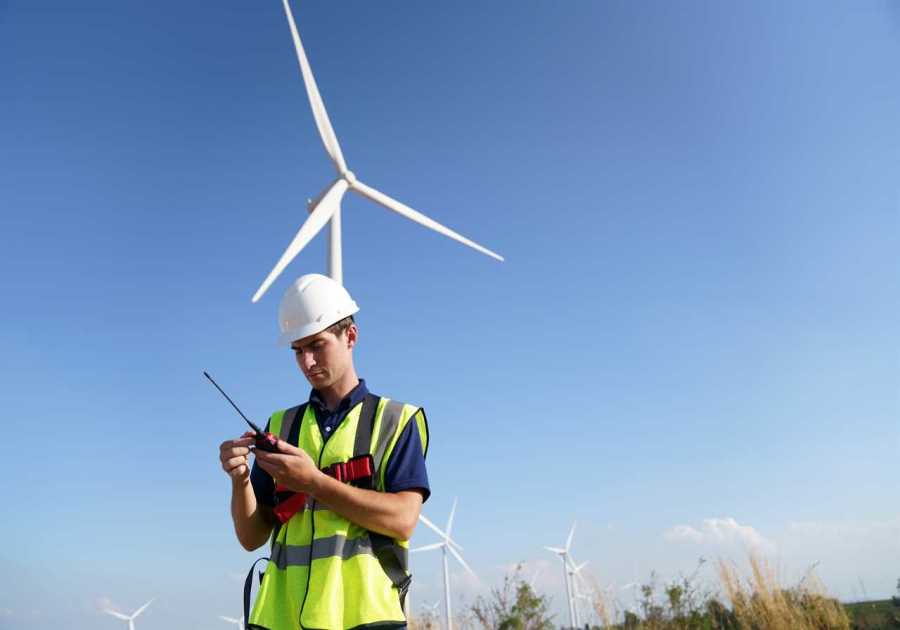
[250, 379, 430, 507]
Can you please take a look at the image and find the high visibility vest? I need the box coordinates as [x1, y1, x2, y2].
[248, 396, 429, 630]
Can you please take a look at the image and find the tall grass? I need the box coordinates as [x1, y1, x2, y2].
[410, 554, 858, 629]
[582, 554, 851, 630]
[716, 555, 850, 630]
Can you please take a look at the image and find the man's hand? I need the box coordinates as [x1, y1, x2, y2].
[253, 441, 324, 494]
[219, 431, 256, 484]
[221, 430, 275, 551]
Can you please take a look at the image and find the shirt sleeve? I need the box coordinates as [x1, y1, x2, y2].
[383, 409, 430, 502]
[249, 417, 276, 508]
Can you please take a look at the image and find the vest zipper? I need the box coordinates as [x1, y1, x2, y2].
[297, 444, 327, 629]
[297, 404, 358, 629]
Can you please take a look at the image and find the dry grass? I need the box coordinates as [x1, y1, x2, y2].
[589, 585, 615, 628]
[413, 554, 857, 629]
[716, 555, 850, 630]
[577, 554, 851, 629]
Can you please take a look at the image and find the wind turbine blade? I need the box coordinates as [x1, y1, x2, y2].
[252, 179, 348, 303]
[565, 522, 577, 551]
[103, 610, 131, 621]
[446, 497, 458, 539]
[418, 513, 449, 540]
[280, 0, 347, 173]
[220, 616, 240, 623]
[445, 536, 464, 552]
[351, 180, 504, 262]
[545, 546, 565, 554]
[447, 544, 478, 579]
[132, 599, 154, 619]
[410, 542, 444, 553]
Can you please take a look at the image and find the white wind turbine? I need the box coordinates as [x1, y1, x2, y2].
[219, 614, 244, 628]
[568, 557, 591, 627]
[252, 0, 504, 301]
[545, 521, 578, 630]
[102, 599, 154, 630]
[411, 498, 477, 630]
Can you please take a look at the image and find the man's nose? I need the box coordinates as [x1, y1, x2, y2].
[300, 351, 316, 370]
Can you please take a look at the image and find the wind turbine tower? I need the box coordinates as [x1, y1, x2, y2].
[252, 0, 503, 300]
[411, 498, 477, 630]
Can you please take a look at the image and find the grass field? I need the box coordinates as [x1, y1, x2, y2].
[409, 560, 900, 629]
[843, 599, 900, 629]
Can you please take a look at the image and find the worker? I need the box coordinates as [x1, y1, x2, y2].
[218, 273, 430, 629]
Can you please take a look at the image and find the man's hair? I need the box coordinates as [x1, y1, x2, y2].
[325, 315, 355, 338]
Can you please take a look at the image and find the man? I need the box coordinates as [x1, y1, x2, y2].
[219, 273, 430, 630]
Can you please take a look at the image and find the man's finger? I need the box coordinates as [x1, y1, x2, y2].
[252, 449, 280, 464]
[226, 445, 250, 458]
[255, 458, 277, 475]
[225, 456, 248, 470]
[220, 449, 248, 467]
[221, 438, 254, 456]
[272, 440, 301, 455]
[254, 449, 295, 465]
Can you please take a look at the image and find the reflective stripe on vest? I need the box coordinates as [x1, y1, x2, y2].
[249, 397, 427, 630]
[270, 534, 409, 569]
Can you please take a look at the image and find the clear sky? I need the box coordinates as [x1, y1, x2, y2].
[1, 1, 898, 628]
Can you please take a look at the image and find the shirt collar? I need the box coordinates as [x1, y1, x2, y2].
[309, 378, 368, 414]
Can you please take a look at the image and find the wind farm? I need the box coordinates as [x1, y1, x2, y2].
[6, 1, 897, 629]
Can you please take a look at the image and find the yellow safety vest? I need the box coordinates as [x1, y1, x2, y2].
[248, 396, 428, 630]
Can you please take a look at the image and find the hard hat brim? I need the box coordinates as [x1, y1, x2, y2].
[277, 304, 359, 347]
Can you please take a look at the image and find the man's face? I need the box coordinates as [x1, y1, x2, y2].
[290, 324, 357, 389]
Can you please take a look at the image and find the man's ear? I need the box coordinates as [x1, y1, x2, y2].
[345, 324, 358, 349]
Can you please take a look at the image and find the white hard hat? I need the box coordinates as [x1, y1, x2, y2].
[277, 274, 359, 346]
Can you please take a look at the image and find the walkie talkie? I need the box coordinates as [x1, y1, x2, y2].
[204, 371, 280, 452]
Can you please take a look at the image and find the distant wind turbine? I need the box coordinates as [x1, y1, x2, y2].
[252, 0, 503, 301]
[103, 599, 154, 630]
[568, 558, 591, 627]
[219, 614, 244, 628]
[545, 521, 578, 629]
[412, 498, 477, 630]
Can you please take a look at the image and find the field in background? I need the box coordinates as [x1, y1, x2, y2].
[844, 600, 898, 630]
[409, 557, 900, 629]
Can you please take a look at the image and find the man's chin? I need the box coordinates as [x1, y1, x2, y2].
[306, 372, 329, 386]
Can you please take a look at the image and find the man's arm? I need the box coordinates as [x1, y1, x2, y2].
[312, 476, 423, 541]
[253, 442, 422, 540]
[220, 433, 276, 551]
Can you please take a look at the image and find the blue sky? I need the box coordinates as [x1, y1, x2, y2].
[1, 1, 898, 628]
